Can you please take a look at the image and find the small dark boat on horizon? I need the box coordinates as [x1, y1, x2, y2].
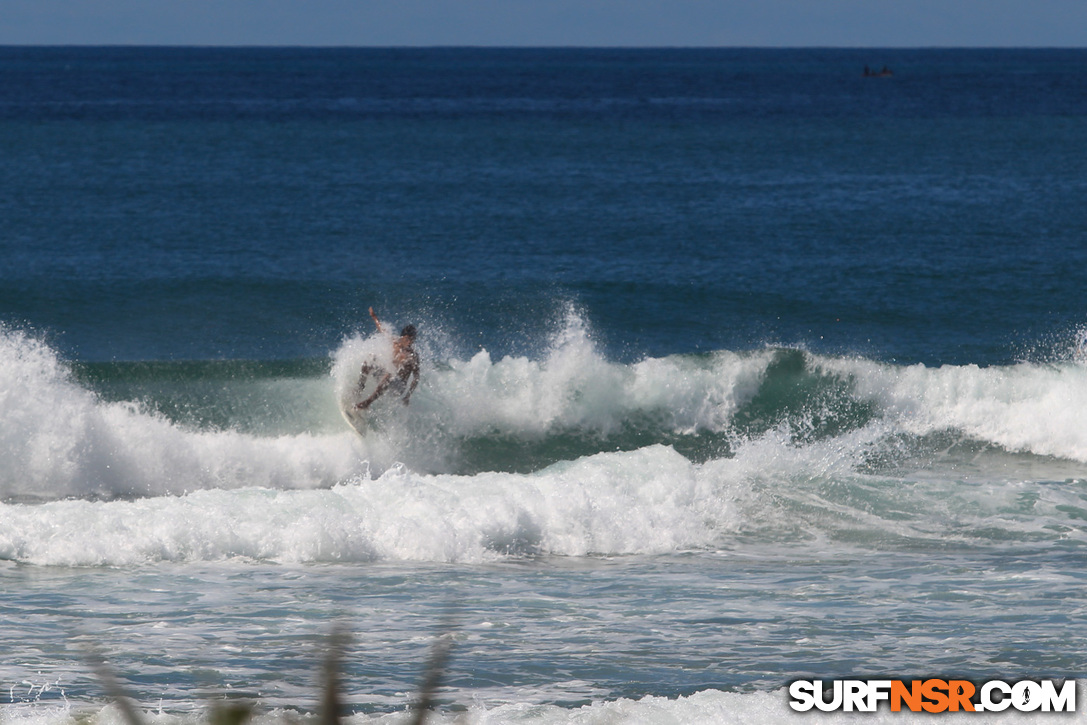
[863, 64, 893, 77]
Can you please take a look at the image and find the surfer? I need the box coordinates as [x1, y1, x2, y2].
[356, 307, 420, 409]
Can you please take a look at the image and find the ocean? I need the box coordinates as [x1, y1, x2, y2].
[1, 47, 1087, 723]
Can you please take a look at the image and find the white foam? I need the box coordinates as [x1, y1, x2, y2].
[6, 320, 1087, 566]
[822, 355, 1087, 463]
[6, 687, 1085, 725]
[0, 445, 738, 566]
[0, 326, 374, 500]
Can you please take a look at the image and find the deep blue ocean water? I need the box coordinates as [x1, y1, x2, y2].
[2, 48, 1087, 723]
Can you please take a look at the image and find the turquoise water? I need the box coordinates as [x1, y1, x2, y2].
[1, 48, 1087, 723]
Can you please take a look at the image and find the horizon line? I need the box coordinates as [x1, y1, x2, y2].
[1, 43, 1085, 50]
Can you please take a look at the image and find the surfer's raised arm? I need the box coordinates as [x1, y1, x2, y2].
[369, 306, 385, 334]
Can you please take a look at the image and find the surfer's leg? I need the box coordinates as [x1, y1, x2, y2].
[357, 374, 392, 410]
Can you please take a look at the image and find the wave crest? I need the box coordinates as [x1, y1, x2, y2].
[0, 326, 365, 500]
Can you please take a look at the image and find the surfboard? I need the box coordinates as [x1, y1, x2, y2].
[339, 359, 389, 436]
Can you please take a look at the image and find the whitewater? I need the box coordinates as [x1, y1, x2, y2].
[3, 314, 1087, 571]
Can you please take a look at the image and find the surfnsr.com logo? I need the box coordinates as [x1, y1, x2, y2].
[788, 679, 1076, 713]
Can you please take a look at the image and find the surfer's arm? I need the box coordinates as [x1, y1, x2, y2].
[369, 306, 384, 333]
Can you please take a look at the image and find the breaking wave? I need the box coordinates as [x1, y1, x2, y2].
[2, 317, 1086, 566]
